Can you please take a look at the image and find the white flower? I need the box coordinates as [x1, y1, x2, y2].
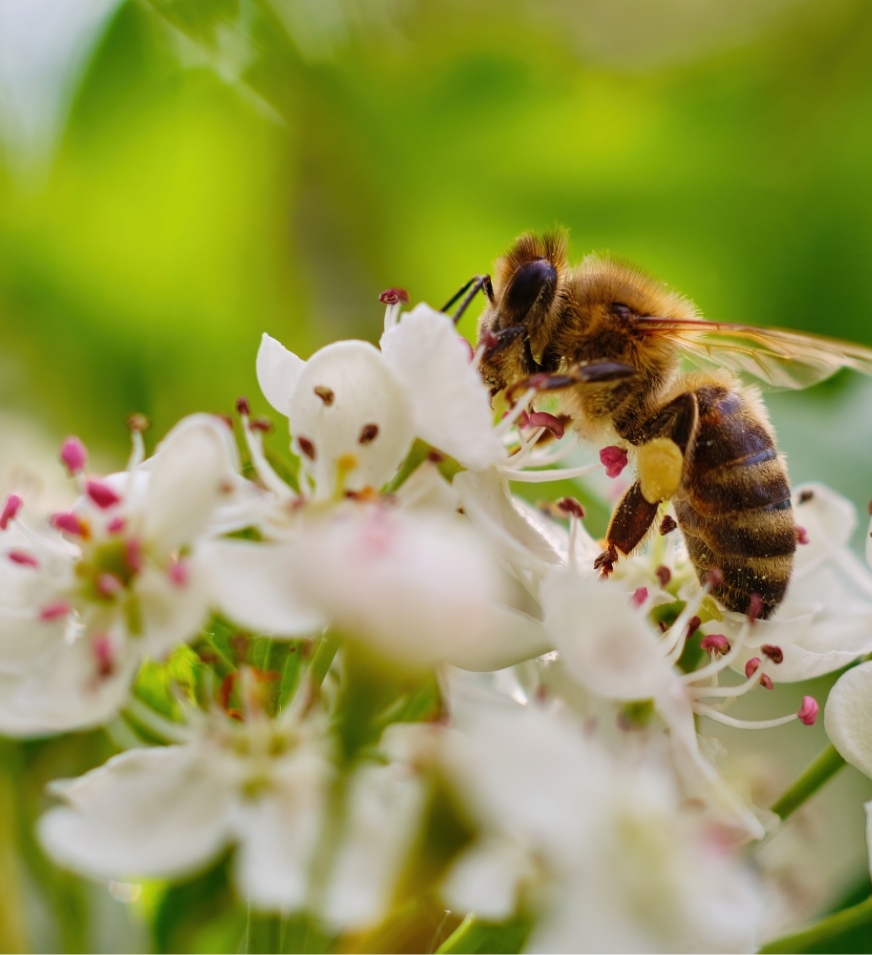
[824, 660, 872, 779]
[441, 705, 764, 954]
[0, 415, 248, 734]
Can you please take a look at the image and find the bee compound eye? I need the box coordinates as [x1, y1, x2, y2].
[503, 258, 557, 321]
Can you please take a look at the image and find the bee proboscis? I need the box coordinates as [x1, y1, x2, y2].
[458, 231, 872, 618]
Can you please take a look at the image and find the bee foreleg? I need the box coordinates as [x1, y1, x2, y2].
[596, 482, 661, 576]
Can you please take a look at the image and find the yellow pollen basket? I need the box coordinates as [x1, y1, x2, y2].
[637, 438, 683, 504]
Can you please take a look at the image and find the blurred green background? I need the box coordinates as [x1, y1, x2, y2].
[5, 0, 872, 951]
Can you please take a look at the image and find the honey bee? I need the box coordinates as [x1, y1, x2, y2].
[448, 231, 872, 618]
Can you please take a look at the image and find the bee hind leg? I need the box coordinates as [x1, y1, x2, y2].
[596, 482, 660, 577]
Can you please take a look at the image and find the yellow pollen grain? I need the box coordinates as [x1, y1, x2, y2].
[637, 437, 683, 504]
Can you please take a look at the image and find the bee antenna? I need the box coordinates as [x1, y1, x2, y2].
[440, 274, 495, 324]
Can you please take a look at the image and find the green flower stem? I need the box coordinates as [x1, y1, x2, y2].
[759, 895, 872, 953]
[309, 633, 340, 690]
[437, 915, 495, 954]
[769, 744, 846, 821]
[123, 697, 191, 744]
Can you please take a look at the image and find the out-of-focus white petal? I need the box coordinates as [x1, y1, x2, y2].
[232, 745, 329, 911]
[144, 415, 241, 552]
[442, 836, 532, 921]
[39, 744, 234, 878]
[256, 333, 306, 418]
[0, 632, 138, 736]
[380, 305, 506, 469]
[283, 506, 506, 667]
[395, 461, 459, 513]
[825, 661, 872, 779]
[542, 569, 670, 701]
[288, 341, 414, 497]
[321, 762, 427, 930]
[137, 563, 212, 659]
[196, 539, 325, 637]
[447, 606, 552, 673]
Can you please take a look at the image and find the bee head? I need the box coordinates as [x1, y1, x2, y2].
[477, 230, 569, 389]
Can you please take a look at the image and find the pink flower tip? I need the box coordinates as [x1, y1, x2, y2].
[600, 445, 628, 478]
[632, 586, 648, 607]
[701, 634, 729, 655]
[51, 512, 86, 537]
[86, 480, 121, 509]
[8, 549, 39, 568]
[40, 601, 72, 621]
[379, 288, 409, 305]
[60, 436, 88, 475]
[93, 635, 115, 678]
[744, 657, 761, 679]
[0, 494, 22, 530]
[168, 559, 189, 587]
[107, 516, 126, 534]
[796, 525, 810, 545]
[98, 573, 123, 597]
[798, 696, 819, 726]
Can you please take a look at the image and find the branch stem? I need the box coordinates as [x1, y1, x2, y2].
[770, 744, 846, 821]
[760, 895, 872, 953]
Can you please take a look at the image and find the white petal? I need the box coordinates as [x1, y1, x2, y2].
[288, 341, 414, 497]
[865, 800, 872, 882]
[446, 606, 552, 672]
[196, 539, 325, 636]
[283, 506, 505, 667]
[825, 661, 872, 778]
[442, 836, 531, 921]
[542, 569, 671, 701]
[232, 745, 329, 911]
[137, 562, 212, 658]
[380, 305, 506, 469]
[144, 414, 242, 552]
[39, 743, 234, 878]
[395, 461, 459, 513]
[256, 333, 306, 418]
[321, 762, 427, 930]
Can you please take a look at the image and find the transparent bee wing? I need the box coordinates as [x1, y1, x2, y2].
[637, 317, 872, 390]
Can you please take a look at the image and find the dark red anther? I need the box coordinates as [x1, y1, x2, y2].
[528, 411, 565, 439]
[700, 634, 729, 655]
[798, 489, 814, 504]
[235, 396, 251, 417]
[600, 446, 628, 479]
[655, 565, 671, 588]
[747, 593, 764, 624]
[798, 696, 819, 726]
[761, 644, 783, 664]
[219, 673, 237, 712]
[427, 450, 445, 463]
[93, 635, 115, 679]
[359, 423, 380, 445]
[745, 657, 761, 679]
[249, 417, 273, 433]
[313, 385, 335, 406]
[0, 494, 22, 530]
[686, 615, 702, 638]
[659, 514, 677, 535]
[556, 497, 585, 520]
[86, 480, 121, 509]
[379, 288, 409, 305]
[297, 436, 316, 460]
[704, 567, 724, 589]
[796, 526, 809, 545]
[127, 413, 150, 433]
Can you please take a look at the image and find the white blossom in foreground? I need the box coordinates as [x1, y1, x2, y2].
[0, 415, 248, 733]
[441, 705, 764, 954]
[38, 670, 425, 927]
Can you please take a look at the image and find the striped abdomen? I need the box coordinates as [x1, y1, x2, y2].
[673, 384, 795, 618]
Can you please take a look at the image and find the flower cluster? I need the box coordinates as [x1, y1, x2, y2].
[5, 296, 872, 952]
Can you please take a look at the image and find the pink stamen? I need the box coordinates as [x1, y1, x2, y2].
[125, 538, 143, 573]
[86, 480, 121, 509]
[557, 497, 585, 519]
[798, 696, 819, 726]
[107, 516, 126, 534]
[632, 586, 648, 607]
[744, 657, 761, 678]
[528, 411, 565, 439]
[796, 526, 809, 545]
[747, 593, 764, 623]
[40, 601, 72, 621]
[0, 494, 22, 530]
[700, 634, 729, 655]
[600, 446, 628, 478]
[51, 512, 86, 537]
[98, 574, 123, 597]
[378, 288, 409, 305]
[60, 436, 87, 475]
[168, 558, 189, 587]
[8, 550, 38, 568]
[761, 644, 783, 664]
[93, 635, 115, 678]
